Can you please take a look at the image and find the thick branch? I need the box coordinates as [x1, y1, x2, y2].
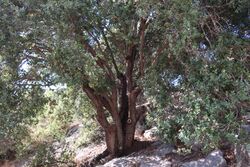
[138, 18, 149, 77]
[71, 15, 115, 80]
[118, 74, 129, 131]
[126, 44, 137, 92]
[82, 85, 110, 129]
[99, 25, 121, 76]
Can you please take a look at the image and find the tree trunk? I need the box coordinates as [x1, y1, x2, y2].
[123, 122, 136, 149]
[104, 123, 137, 156]
[83, 62, 142, 157]
[104, 121, 137, 157]
[105, 124, 119, 156]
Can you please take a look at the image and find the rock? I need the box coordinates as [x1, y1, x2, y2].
[143, 127, 159, 140]
[98, 141, 174, 167]
[181, 150, 227, 167]
[65, 123, 83, 143]
[99, 156, 172, 167]
[234, 144, 250, 167]
[241, 125, 250, 133]
[75, 142, 106, 165]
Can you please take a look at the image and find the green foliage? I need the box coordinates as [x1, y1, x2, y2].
[26, 87, 100, 166]
[31, 86, 99, 143]
[151, 55, 249, 152]
[30, 143, 56, 167]
[30, 142, 75, 167]
[0, 58, 47, 154]
[144, 0, 250, 152]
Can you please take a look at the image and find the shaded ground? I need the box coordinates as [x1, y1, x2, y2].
[1, 123, 249, 167]
[76, 138, 248, 167]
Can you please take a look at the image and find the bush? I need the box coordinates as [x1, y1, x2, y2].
[147, 34, 250, 153]
[23, 87, 102, 165]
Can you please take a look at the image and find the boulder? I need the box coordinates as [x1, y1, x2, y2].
[99, 156, 172, 167]
[143, 127, 159, 140]
[234, 144, 250, 167]
[98, 141, 174, 167]
[181, 150, 227, 167]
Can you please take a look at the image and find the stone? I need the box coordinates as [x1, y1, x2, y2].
[99, 155, 172, 167]
[143, 127, 159, 140]
[181, 150, 227, 167]
[234, 144, 250, 167]
[98, 141, 174, 167]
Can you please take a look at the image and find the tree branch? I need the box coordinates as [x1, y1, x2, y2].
[126, 44, 137, 92]
[82, 85, 110, 129]
[138, 18, 149, 77]
[99, 25, 121, 77]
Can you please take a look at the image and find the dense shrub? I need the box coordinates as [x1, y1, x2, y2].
[30, 86, 102, 144]
[148, 35, 250, 152]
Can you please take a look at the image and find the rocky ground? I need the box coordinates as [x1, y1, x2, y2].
[1, 122, 250, 167]
[74, 126, 249, 167]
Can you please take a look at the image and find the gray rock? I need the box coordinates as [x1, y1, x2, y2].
[143, 127, 159, 139]
[181, 150, 227, 167]
[99, 156, 172, 167]
[234, 144, 250, 167]
[98, 142, 174, 167]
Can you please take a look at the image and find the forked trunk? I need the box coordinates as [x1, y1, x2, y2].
[83, 86, 139, 157]
[104, 120, 137, 156]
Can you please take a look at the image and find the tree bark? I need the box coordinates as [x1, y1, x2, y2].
[83, 84, 139, 157]
[105, 124, 118, 156]
[81, 37, 144, 157]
